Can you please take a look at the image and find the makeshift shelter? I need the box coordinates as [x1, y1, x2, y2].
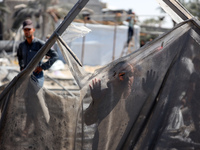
[1, 0, 200, 150]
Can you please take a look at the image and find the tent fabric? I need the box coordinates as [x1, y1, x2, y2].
[1, 18, 200, 150]
[58, 18, 200, 149]
[0, 74, 79, 149]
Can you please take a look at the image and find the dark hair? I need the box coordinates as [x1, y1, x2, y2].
[109, 61, 135, 78]
[22, 19, 33, 29]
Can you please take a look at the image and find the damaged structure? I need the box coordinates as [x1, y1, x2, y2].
[1, 0, 200, 150]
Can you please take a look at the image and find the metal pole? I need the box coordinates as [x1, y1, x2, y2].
[112, 19, 117, 61]
[81, 19, 86, 64]
[156, 0, 193, 24]
[56, 34, 82, 67]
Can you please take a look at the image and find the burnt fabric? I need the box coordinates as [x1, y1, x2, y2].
[1, 18, 200, 150]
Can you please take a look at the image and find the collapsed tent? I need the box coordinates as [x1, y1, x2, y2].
[1, 0, 200, 150]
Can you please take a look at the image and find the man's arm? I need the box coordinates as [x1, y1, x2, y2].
[17, 44, 25, 71]
[41, 48, 59, 70]
[84, 79, 102, 125]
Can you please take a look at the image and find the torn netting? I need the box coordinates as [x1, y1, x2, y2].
[1, 18, 200, 150]
[64, 19, 200, 150]
[0, 73, 79, 149]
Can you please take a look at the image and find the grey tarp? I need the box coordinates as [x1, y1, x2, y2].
[1, 18, 200, 150]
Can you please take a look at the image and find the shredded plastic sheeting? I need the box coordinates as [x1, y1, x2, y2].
[61, 23, 91, 44]
[1, 18, 200, 150]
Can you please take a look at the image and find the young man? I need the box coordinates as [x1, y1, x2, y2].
[126, 12, 136, 46]
[17, 19, 58, 87]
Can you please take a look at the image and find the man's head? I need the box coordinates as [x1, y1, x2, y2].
[23, 19, 33, 29]
[109, 61, 134, 86]
[22, 19, 35, 39]
[108, 61, 134, 98]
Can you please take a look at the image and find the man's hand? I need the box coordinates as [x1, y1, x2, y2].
[89, 79, 102, 105]
[20, 67, 24, 71]
[142, 70, 158, 94]
[34, 66, 43, 74]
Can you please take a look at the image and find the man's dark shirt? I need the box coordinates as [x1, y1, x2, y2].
[17, 37, 58, 76]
